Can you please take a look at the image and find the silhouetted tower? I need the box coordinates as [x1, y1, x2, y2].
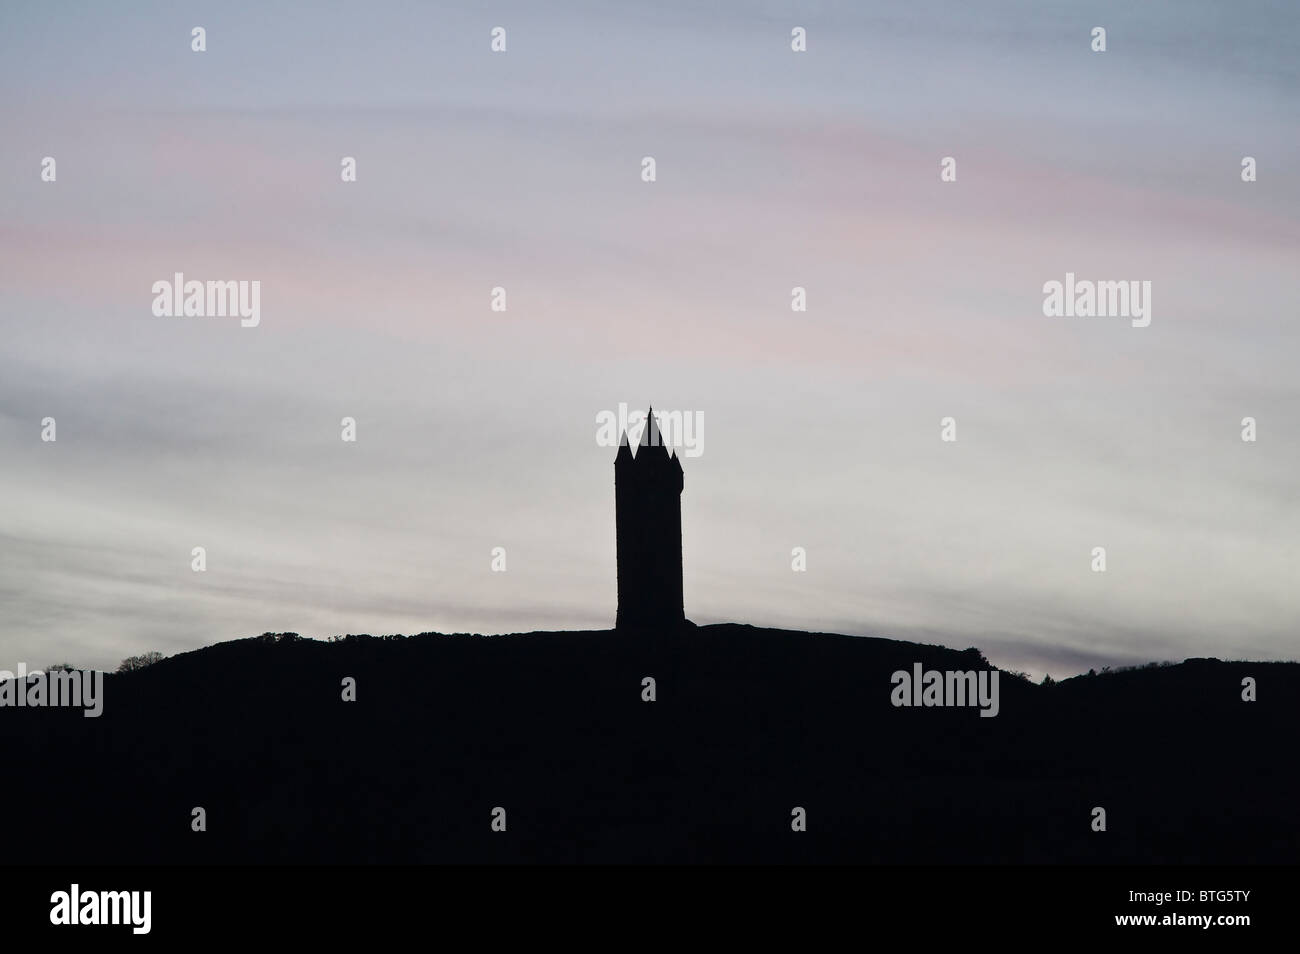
[615, 407, 684, 630]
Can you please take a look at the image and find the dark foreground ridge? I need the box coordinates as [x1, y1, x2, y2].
[4, 624, 1295, 864]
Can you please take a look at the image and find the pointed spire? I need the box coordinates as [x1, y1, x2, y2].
[615, 430, 633, 464]
[638, 406, 655, 449]
[638, 405, 668, 460]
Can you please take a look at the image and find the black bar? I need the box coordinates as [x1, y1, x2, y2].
[4, 864, 1284, 941]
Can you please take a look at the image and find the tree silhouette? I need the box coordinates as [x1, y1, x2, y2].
[117, 651, 164, 673]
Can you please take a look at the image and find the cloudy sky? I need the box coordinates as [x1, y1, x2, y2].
[1, 0, 1297, 678]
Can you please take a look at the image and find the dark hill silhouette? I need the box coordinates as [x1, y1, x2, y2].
[2, 625, 1295, 864]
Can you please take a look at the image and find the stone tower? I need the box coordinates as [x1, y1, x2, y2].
[614, 407, 684, 630]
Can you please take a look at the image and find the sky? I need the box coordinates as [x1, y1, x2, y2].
[1, 0, 1297, 679]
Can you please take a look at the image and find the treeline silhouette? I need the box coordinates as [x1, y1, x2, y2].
[2, 625, 1295, 864]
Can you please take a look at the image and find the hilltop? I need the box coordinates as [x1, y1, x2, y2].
[3, 624, 1295, 864]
